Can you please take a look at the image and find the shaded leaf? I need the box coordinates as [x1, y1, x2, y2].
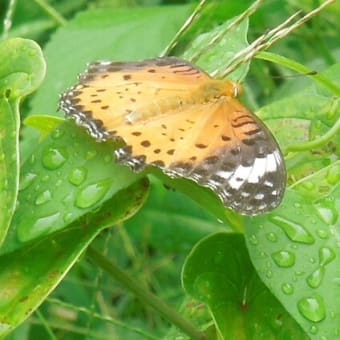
[0, 38, 45, 245]
[183, 232, 307, 339]
[0, 177, 149, 337]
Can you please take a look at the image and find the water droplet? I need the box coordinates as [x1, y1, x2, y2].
[248, 234, 258, 245]
[307, 267, 324, 288]
[315, 201, 338, 225]
[55, 179, 62, 186]
[266, 270, 273, 278]
[266, 232, 278, 242]
[42, 147, 68, 170]
[310, 325, 318, 334]
[63, 212, 73, 223]
[316, 229, 329, 239]
[75, 180, 110, 209]
[62, 193, 73, 205]
[319, 247, 336, 266]
[51, 128, 64, 139]
[301, 181, 315, 190]
[326, 164, 340, 185]
[19, 172, 37, 191]
[104, 154, 113, 163]
[26, 212, 61, 241]
[270, 216, 315, 244]
[281, 283, 294, 295]
[41, 174, 50, 182]
[86, 150, 97, 160]
[297, 295, 326, 322]
[271, 250, 295, 267]
[35, 190, 52, 205]
[68, 167, 87, 186]
[295, 270, 305, 276]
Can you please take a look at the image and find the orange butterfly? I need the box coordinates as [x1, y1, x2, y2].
[59, 57, 286, 215]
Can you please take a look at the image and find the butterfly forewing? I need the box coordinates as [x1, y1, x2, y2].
[60, 56, 286, 215]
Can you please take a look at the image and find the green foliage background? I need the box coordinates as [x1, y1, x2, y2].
[0, 0, 339, 339]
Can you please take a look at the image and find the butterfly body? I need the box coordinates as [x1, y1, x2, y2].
[60, 56, 286, 215]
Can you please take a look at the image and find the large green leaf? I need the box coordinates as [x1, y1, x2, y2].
[244, 186, 340, 338]
[1, 119, 145, 255]
[182, 232, 307, 339]
[0, 38, 45, 245]
[0, 177, 148, 337]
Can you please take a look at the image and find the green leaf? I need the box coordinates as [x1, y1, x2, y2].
[1, 120, 147, 255]
[244, 187, 340, 339]
[0, 38, 46, 99]
[182, 232, 307, 339]
[0, 177, 149, 337]
[0, 38, 45, 246]
[182, 18, 249, 80]
[256, 62, 340, 182]
[23, 114, 64, 139]
[125, 177, 228, 253]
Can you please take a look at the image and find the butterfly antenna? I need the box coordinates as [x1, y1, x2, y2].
[160, 0, 209, 58]
[190, 0, 264, 64]
[218, 0, 335, 79]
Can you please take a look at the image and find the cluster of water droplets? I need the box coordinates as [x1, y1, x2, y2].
[17, 128, 114, 241]
[247, 189, 339, 336]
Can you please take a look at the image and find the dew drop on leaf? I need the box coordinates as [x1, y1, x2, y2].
[326, 164, 340, 185]
[42, 147, 68, 170]
[315, 201, 339, 225]
[41, 174, 50, 182]
[310, 325, 318, 334]
[316, 229, 329, 239]
[270, 215, 315, 244]
[35, 190, 52, 205]
[266, 270, 273, 278]
[281, 282, 294, 295]
[307, 267, 324, 289]
[68, 166, 87, 186]
[19, 172, 37, 191]
[265, 232, 278, 242]
[23, 211, 62, 241]
[86, 150, 97, 160]
[248, 234, 258, 245]
[319, 247, 336, 266]
[297, 295, 326, 322]
[271, 250, 295, 267]
[63, 212, 73, 223]
[300, 181, 315, 190]
[104, 154, 113, 163]
[75, 180, 110, 208]
[51, 128, 64, 139]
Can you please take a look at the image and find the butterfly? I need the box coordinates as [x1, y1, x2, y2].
[59, 56, 286, 215]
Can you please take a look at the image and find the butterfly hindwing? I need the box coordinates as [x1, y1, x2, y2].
[112, 98, 285, 215]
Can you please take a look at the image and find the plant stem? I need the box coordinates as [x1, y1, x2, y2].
[257, 51, 340, 96]
[33, 0, 67, 26]
[286, 113, 340, 152]
[87, 246, 206, 340]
